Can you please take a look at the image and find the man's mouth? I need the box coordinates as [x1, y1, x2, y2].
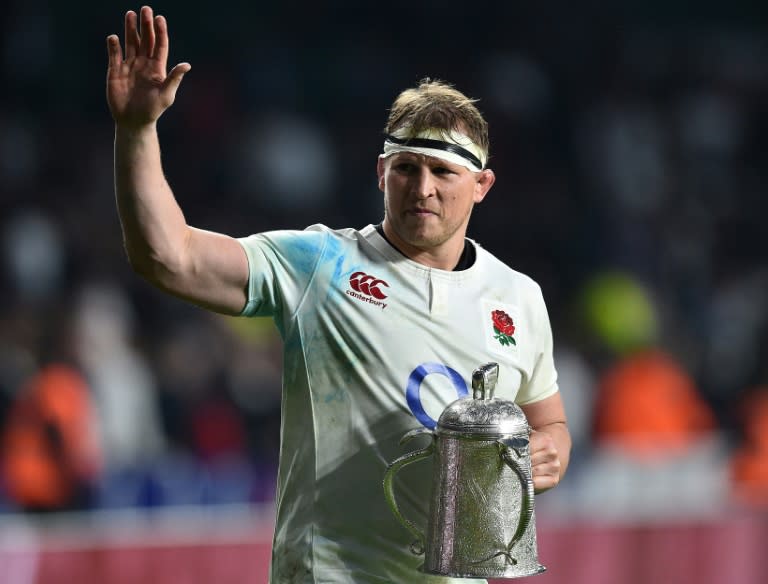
[408, 208, 437, 216]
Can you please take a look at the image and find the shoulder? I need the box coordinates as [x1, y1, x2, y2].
[472, 241, 544, 297]
[238, 224, 372, 267]
[240, 223, 348, 252]
[303, 223, 365, 243]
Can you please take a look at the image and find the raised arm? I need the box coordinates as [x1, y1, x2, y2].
[106, 6, 248, 315]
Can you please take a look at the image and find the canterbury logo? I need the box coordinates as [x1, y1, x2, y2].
[346, 271, 389, 309]
[349, 272, 389, 299]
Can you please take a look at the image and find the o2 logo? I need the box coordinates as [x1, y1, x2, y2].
[405, 362, 469, 429]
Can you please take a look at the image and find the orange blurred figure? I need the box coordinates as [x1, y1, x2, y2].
[730, 388, 768, 506]
[1, 364, 102, 512]
[593, 350, 716, 459]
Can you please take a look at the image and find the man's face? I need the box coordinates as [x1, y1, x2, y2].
[377, 152, 495, 258]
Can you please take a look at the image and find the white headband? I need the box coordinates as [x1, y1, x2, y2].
[380, 128, 487, 172]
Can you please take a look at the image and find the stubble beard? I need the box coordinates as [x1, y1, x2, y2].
[384, 200, 470, 252]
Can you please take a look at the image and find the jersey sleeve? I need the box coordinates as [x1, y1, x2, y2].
[516, 282, 560, 405]
[237, 227, 330, 320]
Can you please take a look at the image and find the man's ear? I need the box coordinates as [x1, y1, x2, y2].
[376, 157, 386, 192]
[473, 168, 496, 203]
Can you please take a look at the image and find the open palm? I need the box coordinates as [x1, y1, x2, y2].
[106, 6, 190, 127]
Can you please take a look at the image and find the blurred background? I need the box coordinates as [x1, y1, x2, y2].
[1, 0, 767, 582]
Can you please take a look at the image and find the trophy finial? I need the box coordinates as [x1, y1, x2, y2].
[472, 362, 499, 400]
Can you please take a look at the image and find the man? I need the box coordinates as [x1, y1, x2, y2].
[106, 6, 570, 583]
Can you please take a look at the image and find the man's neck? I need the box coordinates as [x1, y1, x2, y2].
[375, 223, 475, 271]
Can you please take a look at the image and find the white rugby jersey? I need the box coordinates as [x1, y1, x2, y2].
[238, 224, 559, 584]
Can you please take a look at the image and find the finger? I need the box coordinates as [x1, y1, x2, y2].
[153, 15, 169, 65]
[533, 473, 559, 493]
[531, 448, 558, 467]
[106, 34, 123, 72]
[161, 62, 191, 102]
[165, 62, 191, 85]
[124, 10, 139, 60]
[531, 461, 560, 477]
[529, 431, 555, 451]
[532, 462, 561, 488]
[531, 459, 561, 493]
[139, 6, 156, 58]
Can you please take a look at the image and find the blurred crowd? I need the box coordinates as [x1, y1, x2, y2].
[0, 2, 767, 518]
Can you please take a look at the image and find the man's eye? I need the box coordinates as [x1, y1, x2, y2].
[432, 167, 454, 175]
[395, 163, 415, 172]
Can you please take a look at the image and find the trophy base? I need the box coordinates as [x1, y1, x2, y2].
[421, 563, 546, 579]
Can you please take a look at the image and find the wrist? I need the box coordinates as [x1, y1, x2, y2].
[114, 122, 158, 140]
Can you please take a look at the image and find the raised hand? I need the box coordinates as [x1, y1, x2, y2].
[106, 6, 190, 127]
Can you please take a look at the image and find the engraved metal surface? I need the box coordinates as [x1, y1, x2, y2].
[421, 436, 544, 578]
[383, 362, 546, 579]
[437, 398, 531, 436]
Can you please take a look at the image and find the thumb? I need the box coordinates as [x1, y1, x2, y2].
[163, 62, 191, 97]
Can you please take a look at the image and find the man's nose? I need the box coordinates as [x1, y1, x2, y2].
[412, 168, 436, 198]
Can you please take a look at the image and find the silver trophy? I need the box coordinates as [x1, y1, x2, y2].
[383, 363, 546, 579]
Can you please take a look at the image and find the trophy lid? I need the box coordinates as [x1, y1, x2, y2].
[436, 363, 530, 437]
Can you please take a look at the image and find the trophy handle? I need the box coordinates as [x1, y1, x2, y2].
[382, 427, 435, 555]
[499, 436, 535, 558]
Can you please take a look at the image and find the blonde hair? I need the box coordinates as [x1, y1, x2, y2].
[384, 78, 489, 159]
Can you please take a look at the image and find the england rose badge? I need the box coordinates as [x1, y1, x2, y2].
[491, 310, 516, 346]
